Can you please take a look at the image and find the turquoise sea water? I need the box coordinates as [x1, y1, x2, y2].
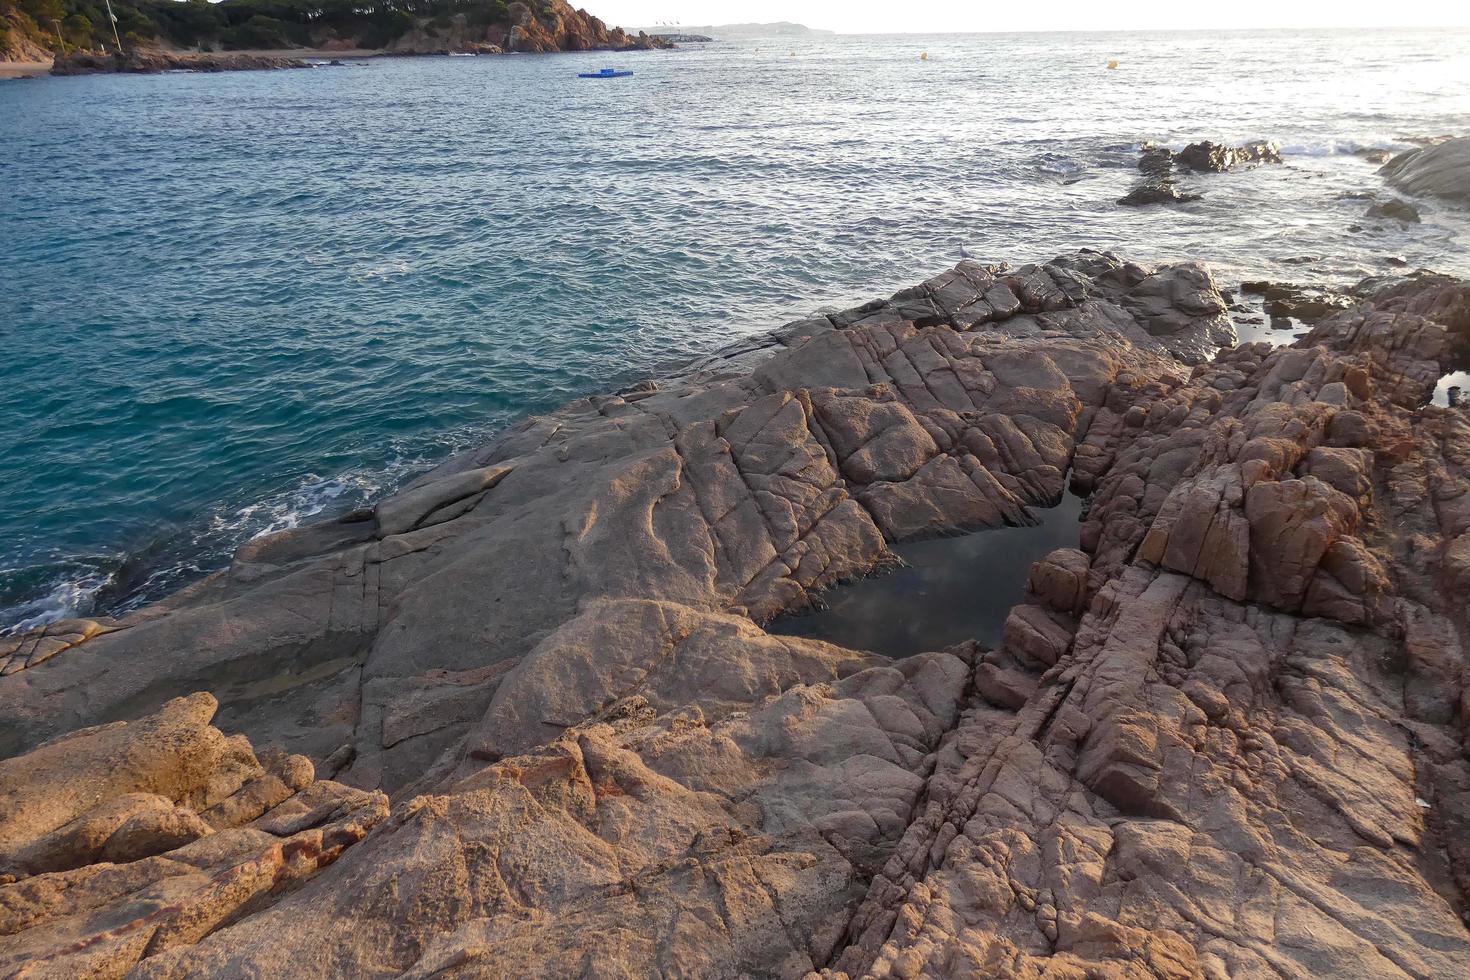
[4, 29, 1470, 630]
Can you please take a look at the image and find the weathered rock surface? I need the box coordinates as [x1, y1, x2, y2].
[4, 252, 1470, 977]
[1172, 139, 1282, 172]
[0, 693, 387, 975]
[1138, 140, 1282, 176]
[1380, 136, 1470, 202]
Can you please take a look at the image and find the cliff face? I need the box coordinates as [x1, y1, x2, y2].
[387, 1, 666, 55]
[506, 1, 661, 52]
[3, 255, 1470, 976]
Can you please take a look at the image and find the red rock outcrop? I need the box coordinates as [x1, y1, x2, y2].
[389, 1, 668, 54]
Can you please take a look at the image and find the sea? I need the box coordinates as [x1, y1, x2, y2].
[3, 28, 1470, 632]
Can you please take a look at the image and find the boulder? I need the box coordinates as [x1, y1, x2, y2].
[1380, 136, 1470, 202]
[1138, 139, 1281, 175]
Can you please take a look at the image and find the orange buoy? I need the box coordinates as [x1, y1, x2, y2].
[1107, 59, 1119, 69]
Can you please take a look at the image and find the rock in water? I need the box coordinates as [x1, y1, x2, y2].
[1119, 139, 1279, 207]
[1240, 279, 1355, 323]
[1169, 138, 1282, 172]
[1137, 142, 1176, 176]
[1367, 196, 1423, 223]
[1117, 181, 1202, 206]
[4, 253, 1470, 977]
[1380, 136, 1470, 202]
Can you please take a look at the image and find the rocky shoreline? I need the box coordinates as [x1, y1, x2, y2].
[3, 251, 1470, 976]
[47, 32, 669, 77]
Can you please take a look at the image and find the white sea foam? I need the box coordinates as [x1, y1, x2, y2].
[214, 470, 388, 542]
[1, 572, 112, 635]
[350, 260, 412, 282]
[1275, 139, 1412, 157]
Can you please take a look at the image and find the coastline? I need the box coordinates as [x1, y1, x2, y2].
[31, 40, 671, 77]
[1, 246, 1469, 973]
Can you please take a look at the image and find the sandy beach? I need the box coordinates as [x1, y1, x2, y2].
[0, 60, 51, 79]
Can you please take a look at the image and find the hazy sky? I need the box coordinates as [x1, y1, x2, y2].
[598, 1, 1470, 33]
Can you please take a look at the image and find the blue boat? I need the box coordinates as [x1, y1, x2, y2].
[578, 68, 634, 79]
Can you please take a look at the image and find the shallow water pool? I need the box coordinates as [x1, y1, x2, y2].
[768, 492, 1085, 656]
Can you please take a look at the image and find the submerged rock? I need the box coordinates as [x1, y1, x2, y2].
[3, 254, 1470, 977]
[1117, 181, 1201, 206]
[1366, 196, 1423, 223]
[1240, 279, 1354, 324]
[1380, 136, 1470, 202]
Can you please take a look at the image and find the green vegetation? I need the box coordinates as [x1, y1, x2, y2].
[1, 0, 532, 56]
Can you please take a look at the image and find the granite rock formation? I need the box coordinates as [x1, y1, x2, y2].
[2, 251, 1469, 977]
[1117, 183, 1201, 207]
[0, 693, 388, 974]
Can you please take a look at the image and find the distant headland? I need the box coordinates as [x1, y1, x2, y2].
[642, 22, 836, 40]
